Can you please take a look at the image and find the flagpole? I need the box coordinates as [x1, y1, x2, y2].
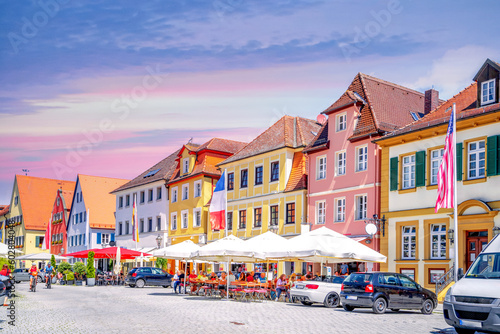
[225, 169, 228, 239]
[452, 103, 459, 281]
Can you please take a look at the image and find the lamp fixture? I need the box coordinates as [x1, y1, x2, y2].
[447, 228, 454, 245]
[493, 226, 500, 237]
[156, 234, 163, 249]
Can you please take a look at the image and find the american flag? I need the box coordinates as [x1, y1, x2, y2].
[435, 107, 455, 212]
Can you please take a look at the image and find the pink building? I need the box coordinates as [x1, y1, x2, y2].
[304, 73, 437, 273]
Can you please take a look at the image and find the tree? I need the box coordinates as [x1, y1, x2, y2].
[86, 251, 95, 278]
[51, 254, 56, 269]
[57, 261, 72, 274]
[156, 258, 168, 271]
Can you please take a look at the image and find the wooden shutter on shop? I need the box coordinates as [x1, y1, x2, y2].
[415, 151, 426, 187]
[456, 143, 463, 181]
[487, 135, 499, 176]
[390, 157, 398, 191]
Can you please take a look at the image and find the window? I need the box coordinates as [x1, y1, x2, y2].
[430, 224, 447, 259]
[140, 191, 145, 204]
[355, 195, 367, 220]
[227, 173, 234, 190]
[125, 221, 129, 234]
[254, 208, 262, 228]
[181, 211, 188, 229]
[317, 156, 327, 180]
[119, 222, 123, 235]
[468, 140, 485, 179]
[286, 203, 295, 225]
[194, 181, 202, 198]
[193, 208, 201, 227]
[148, 217, 153, 232]
[140, 219, 144, 233]
[270, 205, 278, 226]
[356, 146, 368, 172]
[402, 226, 416, 259]
[157, 217, 161, 231]
[183, 158, 189, 174]
[182, 184, 189, 200]
[270, 161, 279, 182]
[171, 213, 177, 230]
[148, 189, 153, 202]
[402, 154, 415, 189]
[227, 212, 233, 231]
[336, 113, 347, 132]
[240, 169, 248, 188]
[79, 212, 83, 223]
[14, 196, 18, 206]
[336, 151, 346, 176]
[255, 166, 263, 185]
[119, 196, 123, 208]
[102, 233, 110, 245]
[172, 188, 178, 203]
[156, 187, 162, 200]
[316, 201, 326, 224]
[239, 210, 246, 229]
[481, 79, 496, 105]
[125, 195, 130, 207]
[335, 198, 345, 222]
[430, 148, 444, 185]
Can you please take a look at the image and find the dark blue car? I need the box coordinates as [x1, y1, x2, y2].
[125, 267, 173, 288]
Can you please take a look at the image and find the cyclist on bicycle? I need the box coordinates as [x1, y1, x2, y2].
[29, 264, 38, 291]
[44, 262, 54, 288]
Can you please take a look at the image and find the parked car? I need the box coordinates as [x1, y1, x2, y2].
[340, 272, 437, 314]
[13, 268, 44, 283]
[125, 267, 173, 288]
[290, 276, 345, 308]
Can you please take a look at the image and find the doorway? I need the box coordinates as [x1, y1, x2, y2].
[466, 231, 488, 270]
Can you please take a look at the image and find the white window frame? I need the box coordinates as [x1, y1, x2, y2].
[148, 188, 154, 202]
[336, 112, 347, 132]
[316, 156, 327, 180]
[125, 195, 130, 207]
[193, 208, 202, 227]
[336, 151, 346, 176]
[468, 140, 486, 179]
[194, 180, 202, 198]
[182, 158, 190, 174]
[182, 184, 189, 201]
[102, 233, 110, 245]
[156, 187, 162, 200]
[402, 226, 416, 260]
[430, 148, 444, 185]
[481, 79, 496, 105]
[118, 196, 123, 209]
[170, 213, 177, 231]
[253, 207, 262, 228]
[181, 210, 189, 229]
[355, 194, 367, 220]
[140, 191, 145, 204]
[171, 187, 178, 203]
[270, 161, 280, 183]
[356, 145, 368, 172]
[334, 197, 345, 222]
[316, 201, 326, 225]
[402, 154, 415, 189]
[430, 224, 447, 259]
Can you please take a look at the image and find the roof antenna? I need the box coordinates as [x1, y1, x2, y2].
[187, 137, 193, 144]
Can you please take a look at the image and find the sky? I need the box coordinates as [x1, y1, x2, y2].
[1, 0, 500, 204]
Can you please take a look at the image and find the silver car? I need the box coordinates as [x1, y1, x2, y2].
[13, 268, 44, 283]
[290, 276, 345, 308]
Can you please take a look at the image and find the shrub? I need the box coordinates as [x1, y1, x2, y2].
[51, 255, 56, 269]
[73, 262, 86, 280]
[86, 251, 95, 278]
[57, 261, 72, 273]
[65, 271, 75, 281]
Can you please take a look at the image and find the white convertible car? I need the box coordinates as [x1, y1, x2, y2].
[290, 276, 345, 308]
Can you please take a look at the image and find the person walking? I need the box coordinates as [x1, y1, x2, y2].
[0, 265, 12, 306]
[275, 274, 288, 302]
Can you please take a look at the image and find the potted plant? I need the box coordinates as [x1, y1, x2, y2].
[86, 251, 95, 286]
[57, 261, 72, 285]
[73, 262, 86, 286]
[64, 270, 75, 285]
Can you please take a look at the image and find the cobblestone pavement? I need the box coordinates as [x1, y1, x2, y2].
[0, 283, 482, 334]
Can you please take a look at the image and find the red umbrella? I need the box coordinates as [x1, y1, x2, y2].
[65, 249, 100, 258]
[66, 247, 151, 260]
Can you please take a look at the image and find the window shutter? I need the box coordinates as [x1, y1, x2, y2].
[456, 143, 463, 181]
[487, 135, 499, 176]
[96, 233, 101, 245]
[110, 233, 115, 242]
[415, 151, 426, 187]
[35, 236, 40, 247]
[390, 157, 398, 191]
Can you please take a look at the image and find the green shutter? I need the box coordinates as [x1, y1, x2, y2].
[35, 236, 40, 247]
[487, 135, 499, 176]
[390, 157, 398, 191]
[415, 151, 426, 187]
[456, 143, 463, 181]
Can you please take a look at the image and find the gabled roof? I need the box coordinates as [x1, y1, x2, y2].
[220, 116, 321, 165]
[0, 205, 9, 217]
[112, 149, 180, 193]
[15, 175, 75, 231]
[77, 175, 128, 229]
[322, 73, 431, 140]
[473, 58, 500, 82]
[303, 121, 329, 153]
[284, 152, 308, 192]
[58, 189, 74, 212]
[380, 82, 500, 139]
[194, 138, 246, 154]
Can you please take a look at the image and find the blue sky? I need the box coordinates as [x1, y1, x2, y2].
[1, 0, 499, 204]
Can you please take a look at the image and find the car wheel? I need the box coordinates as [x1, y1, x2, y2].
[163, 285, 169, 288]
[135, 279, 145, 288]
[15, 281, 20, 284]
[300, 301, 313, 306]
[390, 309, 400, 312]
[372, 297, 387, 314]
[421, 299, 434, 315]
[454, 327, 476, 334]
[37, 276, 43, 283]
[324, 292, 340, 308]
[343, 304, 355, 312]
[128, 284, 135, 288]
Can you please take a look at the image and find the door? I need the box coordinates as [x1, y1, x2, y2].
[466, 231, 488, 270]
[150, 268, 169, 286]
[378, 273, 402, 308]
[397, 274, 423, 308]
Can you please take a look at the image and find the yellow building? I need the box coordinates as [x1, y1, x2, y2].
[0, 205, 10, 244]
[214, 116, 321, 275]
[6, 175, 75, 268]
[375, 59, 500, 291]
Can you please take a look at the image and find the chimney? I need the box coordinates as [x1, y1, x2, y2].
[424, 89, 439, 114]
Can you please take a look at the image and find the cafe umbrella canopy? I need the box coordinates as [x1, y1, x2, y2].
[66, 247, 151, 260]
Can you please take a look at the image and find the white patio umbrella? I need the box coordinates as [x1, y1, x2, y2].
[16, 253, 68, 261]
[113, 246, 121, 276]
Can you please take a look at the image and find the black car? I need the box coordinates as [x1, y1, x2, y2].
[125, 267, 173, 288]
[340, 272, 437, 314]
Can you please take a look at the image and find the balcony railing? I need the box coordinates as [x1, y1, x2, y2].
[435, 264, 454, 295]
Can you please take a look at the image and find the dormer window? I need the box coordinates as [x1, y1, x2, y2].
[481, 79, 495, 105]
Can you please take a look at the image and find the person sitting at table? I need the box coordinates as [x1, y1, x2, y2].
[258, 272, 267, 284]
[173, 270, 184, 293]
[209, 272, 217, 280]
[188, 270, 198, 294]
[218, 272, 227, 297]
[238, 272, 246, 281]
[289, 273, 297, 288]
[227, 271, 236, 287]
[197, 271, 208, 281]
[246, 271, 255, 282]
[275, 274, 289, 301]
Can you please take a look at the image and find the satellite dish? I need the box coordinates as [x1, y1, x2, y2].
[109, 241, 116, 247]
[316, 114, 327, 124]
[365, 223, 378, 236]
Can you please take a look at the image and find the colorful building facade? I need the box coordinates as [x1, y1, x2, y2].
[50, 188, 73, 255]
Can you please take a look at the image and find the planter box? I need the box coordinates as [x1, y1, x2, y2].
[75, 280, 83, 286]
[86, 277, 95, 286]
[67, 280, 74, 285]
[60, 280, 66, 285]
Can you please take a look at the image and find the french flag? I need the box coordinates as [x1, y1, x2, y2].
[209, 171, 226, 230]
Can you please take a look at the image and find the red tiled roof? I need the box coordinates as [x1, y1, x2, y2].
[0, 205, 9, 216]
[59, 190, 74, 212]
[304, 121, 329, 153]
[194, 138, 246, 154]
[15, 175, 75, 231]
[220, 116, 321, 165]
[284, 152, 308, 192]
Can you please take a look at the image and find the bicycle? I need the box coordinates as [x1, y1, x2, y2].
[30, 275, 37, 292]
[46, 273, 52, 289]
